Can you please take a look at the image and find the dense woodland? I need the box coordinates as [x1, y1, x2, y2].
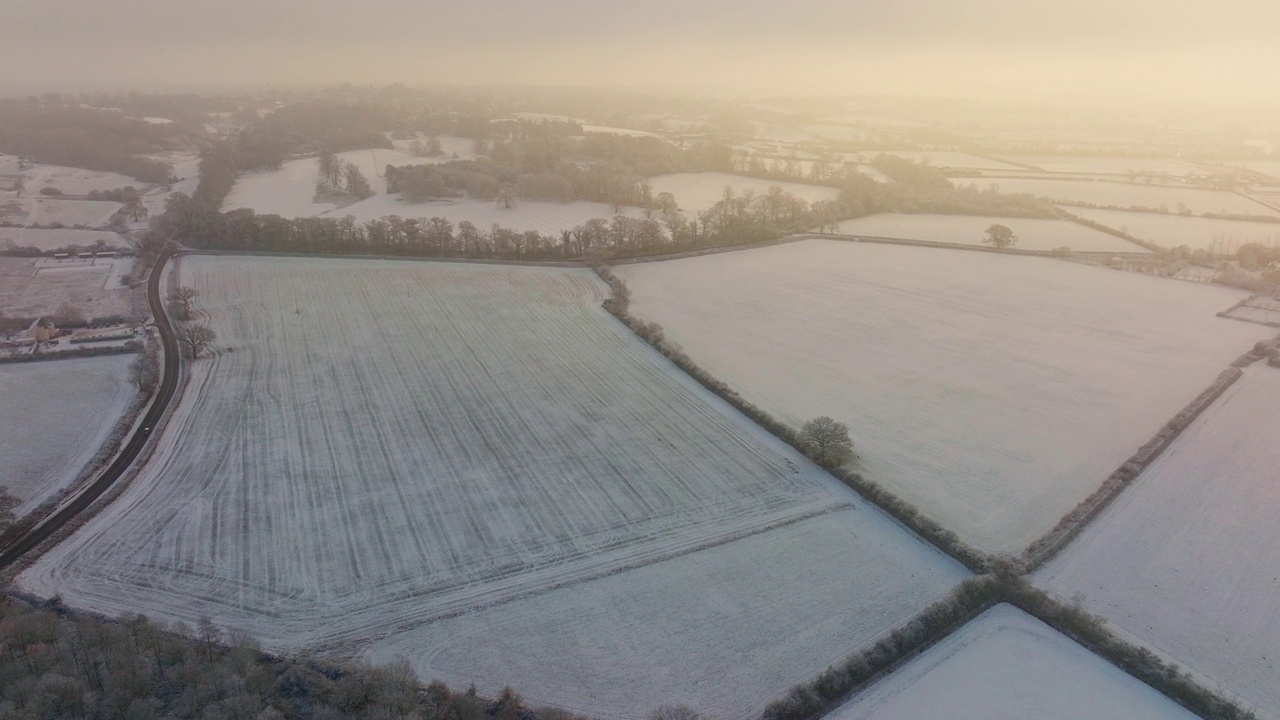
[0, 593, 573, 720]
[0, 100, 187, 184]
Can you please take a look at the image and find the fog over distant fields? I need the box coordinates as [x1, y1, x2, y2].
[2, 0, 1278, 106]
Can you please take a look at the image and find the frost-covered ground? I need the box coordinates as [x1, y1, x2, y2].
[1037, 367, 1280, 718]
[0, 355, 136, 516]
[828, 604, 1199, 720]
[20, 198, 122, 228]
[365, 510, 965, 719]
[0, 256, 138, 321]
[1068, 207, 1280, 251]
[831, 213, 1146, 253]
[994, 156, 1208, 177]
[0, 227, 129, 252]
[955, 177, 1279, 217]
[618, 240, 1269, 553]
[843, 151, 1024, 171]
[647, 173, 839, 215]
[19, 257, 964, 713]
[223, 150, 643, 233]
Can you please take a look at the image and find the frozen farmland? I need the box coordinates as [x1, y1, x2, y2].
[1038, 367, 1280, 718]
[827, 604, 1199, 720]
[19, 255, 966, 717]
[617, 240, 1270, 553]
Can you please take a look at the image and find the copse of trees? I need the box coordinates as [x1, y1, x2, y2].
[0, 593, 586, 720]
[0, 99, 178, 183]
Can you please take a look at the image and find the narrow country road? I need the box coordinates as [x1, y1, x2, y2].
[0, 251, 180, 569]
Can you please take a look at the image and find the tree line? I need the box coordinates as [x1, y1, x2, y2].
[0, 99, 179, 184]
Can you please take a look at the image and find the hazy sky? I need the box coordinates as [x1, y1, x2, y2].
[3, 0, 1278, 106]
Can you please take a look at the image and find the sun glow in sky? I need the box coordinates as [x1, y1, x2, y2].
[3, 0, 1278, 106]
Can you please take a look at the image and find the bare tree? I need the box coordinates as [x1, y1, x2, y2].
[177, 322, 216, 358]
[172, 286, 199, 321]
[799, 416, 855, 467]
[983, 223, 1017, 249]
[129, 350, 159, 392]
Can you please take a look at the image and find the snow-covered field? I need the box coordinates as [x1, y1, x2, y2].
[19, 256, 964, 716]
[955, 178, 1279, 217]
[25, 198, 122, 228]
[1037, 367, 1280, 718]
[365, 509, 966, 719]
[3, 158, 142, 196]
[828, 604, 1199, 720]
[995, 156, 1208, 177]
[830, 213, 1146, 253]
[1067, 207, 1280, 251]
[223, 150, 642, 233]
[0, 355, 136, 516]
[845, 152, 1025, 171]
[617, 240, 1269, 553]
[0, 227, 129, 252]
[0, 256, 138, 321]
[647, 173, 838, 215]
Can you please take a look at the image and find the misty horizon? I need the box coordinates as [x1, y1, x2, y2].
[3, 0, 1279, 110]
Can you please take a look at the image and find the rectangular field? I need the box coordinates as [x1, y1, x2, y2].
[1037, 367, 1280, 718]
[953, 178, 1279, 218]
[994, 156, 1207, 177]
[0, 355, 137, 516]
[617, 240, 1270, 553]
[0, 256, 139, 322]
[0, 227, 129, 252]
[224, 151, 646, 233]
[364, 509, 966, 720]
[647, 172, 839, 216]
[18, 255, 965, 704]
[1067, 207, 1280, 251]
[828, 604, 1198, 720]
[831, 213, 1146, 253]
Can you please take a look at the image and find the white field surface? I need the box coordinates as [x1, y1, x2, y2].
[848, 152, 1025, 171]
[955, 177, 1280, 217]
[996, 155, 1208, 177]
[224, 150, 643, 233]
[829, 604, 1198, 720]
[0, 227, 129, 252]
[1038, 367, 1280, 718]
[140, 151, 202, 221]
[831, 213, 1146, 253]
[0, 256, 138, 321]
[1068, 207, 1280, 251]
[364, 509, 966, 719]
[27, 198, 122, 228]
[14, 159, 143, 196]
[617, 240, 1270, 553]
[0, 355, 136, 515]
[647, 172, 838, 215]
[18, 256, 964, 711]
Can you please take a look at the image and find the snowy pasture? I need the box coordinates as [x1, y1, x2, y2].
[0, 227, 129, 252]
[19, 255, 964, 712]
[845, 151, 1025, 171]
[954, 177, 1279, 217]
[16, 160, 143, 196]
[223, 150, 644, 233]
[995, 155, 1208, 177]
[0, 256, 137, 321]
[830, 213, 1146, 253]
[365, 509, 966, 719]
[617, 240, 1270, 553]
[828, 604, 1199, 720]
[1037, 367, 1280, 718]
[0, 356, 136, 516]
[646, 173, 838, 215]
[1067, 207, 1280, 252]
[26, 198, 122, 228]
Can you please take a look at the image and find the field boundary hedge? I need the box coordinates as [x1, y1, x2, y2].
[764, 572, 1258, 720]
[592, 263, 990, 573]
[0, 342, 140, 365]
[1022, 347, 1264, 571]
